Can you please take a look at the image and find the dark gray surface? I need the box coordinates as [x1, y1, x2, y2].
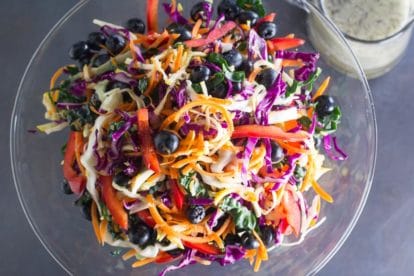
[1, 1, 413, 275]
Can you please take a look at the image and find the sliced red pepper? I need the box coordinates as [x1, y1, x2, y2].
[101, 175, 129, 230]
[136, 210, 156, 228]
[232, 125, 309, 142]
[183, 241, 221, 255]
[147, 0, 159, 33]
[170, 179, 185, 210]
[269, 37, 305, 51]
[155, 251, 176, 264]
[256, 12, 276, 26]
[63, 131, 86, 194]
[185, 21, 236, 48]
[282, 190, 301, 237]
[137, 108, 161, 173]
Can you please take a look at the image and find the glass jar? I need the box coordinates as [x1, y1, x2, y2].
[307, 0, 414, 79]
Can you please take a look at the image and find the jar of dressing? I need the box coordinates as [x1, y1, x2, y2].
[307, 0, 414, 79]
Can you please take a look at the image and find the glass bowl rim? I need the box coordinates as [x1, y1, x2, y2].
[10, 0, 377, 275]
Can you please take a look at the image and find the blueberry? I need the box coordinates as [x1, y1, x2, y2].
[240, 232, 259, 249]
[62, 179, 73, 195]
[190, 65, 211, 83]
[260, 225, 275, 247]
[191, 2, 210, 21]
[218, 0, 240, 20]
[113, 172, 130, 187]
[69, 41, 90, 60]
[258, 22, 278, 40]
[256, 68, 277, 89]
[271, 141, 284, 163]
[128, 224, 150, 246]
[238, 11, 259, 26]
[105, 34, 126, 55]
[224, 233, 241, 245]
[187, 205, 206, 224]
[154, 131, 180, 155]
[91, 53, 110, 67]
[222, 49, 243, 68]
[78, 56, 91, 68]
[207, 81, 227, 99]
[87, 32, 106, 51]
[125, 18, 146, 34]
[237, 59, 254, 76]
[315, 95, 335, 117]
[167, 23, 192, 42]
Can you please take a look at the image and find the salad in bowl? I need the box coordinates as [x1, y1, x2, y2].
[36, 0, 346, 274]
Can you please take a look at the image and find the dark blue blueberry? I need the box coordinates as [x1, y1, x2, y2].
[125, 18, 146, 34]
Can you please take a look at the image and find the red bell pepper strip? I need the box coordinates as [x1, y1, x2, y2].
[136, 210, 156, 228]
[256, 12, 276, 26]
[232, 125, 309, 142]
[185, 21, 236, 48]
[269, 37, 305, 51]
[155, 251, 177, 264]
[170, 179, 185, 210]
[147, 0, 159, 33]
[283, 190, 301, 237]
[101, 175, 129, 230]
[183, 241, 221, 255]
[63, 131, 86, 194]
[137, 108, 161, 173]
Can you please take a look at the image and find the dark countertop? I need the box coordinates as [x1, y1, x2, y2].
[1, 1, 413, 275]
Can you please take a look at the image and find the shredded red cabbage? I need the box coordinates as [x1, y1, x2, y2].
[255, 73, 287, 125]
[323, 135, 348, 160]
[162, 3, 189, 25]
[70, 80, 87, 97]
[241, 137, 259, 185]
[159, 249, 196, 276]
[188, 197, 213, 206]
[201, 1, 213, 26]
[100, 25, 130, 39]
[56, 102, 83, 109]
[248, 29, 267, 60]
[275, 50, 320, 81]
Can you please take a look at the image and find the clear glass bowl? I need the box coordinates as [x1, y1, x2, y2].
[10, 0, 376, 275]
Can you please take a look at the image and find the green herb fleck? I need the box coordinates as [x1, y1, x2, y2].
[236, 0, 266, 17]
[220, 196, 257, 230]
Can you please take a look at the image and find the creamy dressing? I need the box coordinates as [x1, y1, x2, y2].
[308, 0, 413, 79]
[322, 0, 411, 40]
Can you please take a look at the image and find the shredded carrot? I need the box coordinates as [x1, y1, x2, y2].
[222, 34, 232, 43]
[173, 44, 184, 72]
[239, 23, 251, 31]
[149, 30, 170, 49]
[122, 249, 137, 261]
[198, 27, 210, 34]
[91, 202, 101, 244]
[99, 219, 108, 245]
[248, 67, 261, 82]
[312, 76, 331, 101]
[132, 258, 156, 268]
[192, 19, 203, 38]
[276, 139, 309, 154]
[281, 59, 304, 67]
[312, 179, 334, 203]
[50, 66, 65, 90]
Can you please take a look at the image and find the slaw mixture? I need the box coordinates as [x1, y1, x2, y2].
[37, 0, 347, 274]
